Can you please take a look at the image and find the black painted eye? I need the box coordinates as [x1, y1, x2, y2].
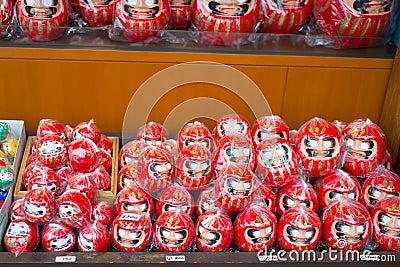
[305, 137, 318, 148]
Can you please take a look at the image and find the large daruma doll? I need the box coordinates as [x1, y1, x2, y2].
[261, 0, 312, 34]
[16, 0, 68, 41]
[191, 0, 262, 45]
[114, 0, 170, 42]
[313, 0, 395, 47]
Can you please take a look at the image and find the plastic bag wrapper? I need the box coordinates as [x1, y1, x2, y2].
[41, 221, 76, 252]
[295, 117, 344, 178]
[136, 122, 169, 146]
[66, 172, 99, 202]
[195, 209, 234, 252]
[278, 205, 322, 251]
[98, 134, 113, 154]
[214, 162, 260, 213]
[114, 184, 155, 218]
[72, 119, 102, 144]
[190, 0, 263, 46]
[10, 199, 25, 221]
[160, 139, 179, 164]
[111, 212, 153, 252]
[91, 166, 111, 191]
[234, 202, 277, 252]
[108, 0, 171, 43]
[360, 165, 400, 212]
[0, 164, 14, 190]
[36, 119, 67, 141]
[119, 139, 147, 168]
[214, 134, 255, 176]
[155, 183, 194, 217]
[136, 145, 175, 193]
[214, 114, 251, 142]
[27, 165, 61, 196]
[382, 149, 393, 170]
[332, 119, 348, 133]
[370, 196, 400, 251]
[308, 0, 395, 48]
[314, 169, 361, 211]
[57, 189, 92, 228]
[196, 185, 228, 216]
[254, 137, 297, 189]
[276, 176, 318, 216]
[175, 143, 215, 190]
[118, 163, 139, 191]
[177, 121, 216, 153]
[68, 138, 102, 173]
[98, 149, 112, 173]
[92, 201, 114, 225]
[4, 219, 39, 255]
[251, 115, 290, 147]
[15, 0, 69, 42]
[322, 196, 372, 251]
[251, 182, 276, 212]
[288, 129, 297, 149]
[260, 0, 312, 34]
[0, 0, 14, 38]
[23, 188, 56, 225]
[77, 220, 111, 252]
[36, 134, 68, 170]
[56, 164, 74, 194]
[342, 118, 386, 178]
[22, 163, 47, 191]
[153, 210, 195, 252]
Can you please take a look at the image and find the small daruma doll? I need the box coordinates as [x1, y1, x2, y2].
[195, 210, 234, 252]
[278, 206, 321, 251]
[0, 0, 13, 35]
[177, 121, 216, 152]
[251, 115, 290, 146]
[255, 137, 297, 189]
[214, 134, 256, 174]
[371, 197, 400, 251]
[23, 188, 56, 225]
[153, 211, 195, 252]
[234, 204, 277, 252]
[77, 221, 111, 252]
[322, 197, 372, 251]
[214, 114, 251, 142]
[36, 134, 68, 170]
[313, 0, 395, 48]
[137, 122, 169, 146]
[155, 185, 194, 217]
[276, 178, 318, 216]
[261, 0, 312, 34]
[114, 0, 171, 42]
[191, 0, 262, 46]
[176, 144, 214, 190]
[169, 0, 191, 28]
[295, 117, 344, 177]
[343, 118, 386, 177]
[77, 0, 115, 27]
[215, 163, 257, 212]
[4, 219, 38, 253]
[16, 0, 68, 41]
[137, 145, 174, 193]
[315, 169, 361, 211]
[41, 222, 76, 252]
[114, 185, 154, 216]
[111, 212, 153, 252]
[361, 166, 400, 211]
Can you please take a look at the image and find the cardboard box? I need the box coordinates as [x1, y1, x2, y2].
[13, 136, 119, 207]
[0, 120, 26, 240]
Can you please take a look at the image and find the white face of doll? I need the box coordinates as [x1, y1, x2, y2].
[7, 222, 30, 237]
[24, 201, 47, 218]
[50, 234, 74, 251]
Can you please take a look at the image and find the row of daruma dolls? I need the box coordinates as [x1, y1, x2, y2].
[4, 115, 400, 254]
[0, 0, 395, 46]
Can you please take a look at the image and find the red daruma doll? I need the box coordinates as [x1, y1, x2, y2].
[77, 0, 115, 27]
[261, 0, 312, 34]
[313, 0, 394, 47]
[1, 0, 14, 35]
[169, 0, 191, 28]
[191, 0, 262, 46]
[113, 0, 171, 42]
[16, 0, 68, 41]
